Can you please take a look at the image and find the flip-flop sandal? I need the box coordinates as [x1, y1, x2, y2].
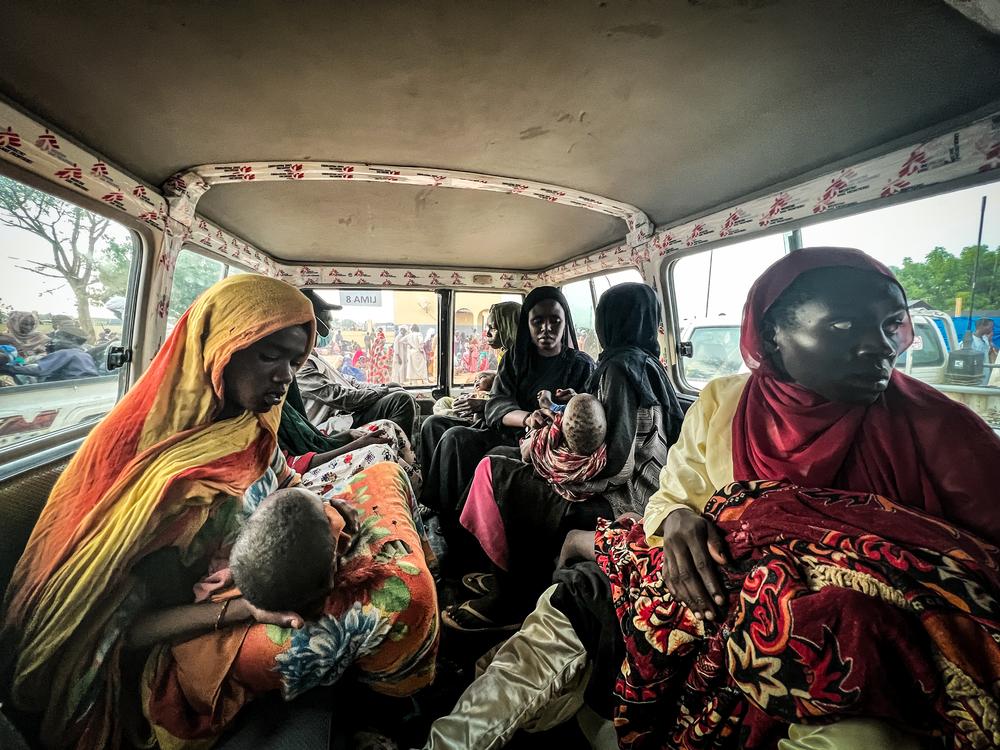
[461, 572, 497, 597]
[441, 601, 521, 633]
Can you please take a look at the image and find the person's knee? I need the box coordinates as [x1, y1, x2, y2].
[382, 391, 417, 434]
[780, 718, 926, 750]
[382, 390, 416, 415]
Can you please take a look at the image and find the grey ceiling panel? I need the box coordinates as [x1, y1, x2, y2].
[2, 0, 999, 268]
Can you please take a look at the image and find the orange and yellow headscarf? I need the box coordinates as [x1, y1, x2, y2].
[3, 274, 314, 748]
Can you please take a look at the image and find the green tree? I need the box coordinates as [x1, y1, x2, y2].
[91, 237, 133, 304]
[0, 175, 111, 338]
[167, 251, 226, 326]
[892, 244, 1000, 312]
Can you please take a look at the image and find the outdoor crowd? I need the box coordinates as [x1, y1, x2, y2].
[1, 248, 998, 750]
[0, 312, 122, 386]
[311, 324, 502, 389]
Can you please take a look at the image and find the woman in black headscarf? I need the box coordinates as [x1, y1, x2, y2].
[443, 282, 684, 631]
[417, 301, 521, 465]
[420, 287, 594, 533]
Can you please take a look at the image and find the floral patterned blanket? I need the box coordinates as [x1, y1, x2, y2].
[597, 481, 1000, 750]
[143, 462, 438, 749]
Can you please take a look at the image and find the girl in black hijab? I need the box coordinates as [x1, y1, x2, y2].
[421, 287, 594, 536]
[443, 282, 683, 631]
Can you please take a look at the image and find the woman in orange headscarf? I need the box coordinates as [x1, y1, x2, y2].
[1, 274, 328, 748]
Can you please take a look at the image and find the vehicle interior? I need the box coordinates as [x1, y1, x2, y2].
[2, 2, 1000, 748]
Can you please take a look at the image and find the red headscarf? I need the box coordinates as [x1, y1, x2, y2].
[733, 247, 1000, 545]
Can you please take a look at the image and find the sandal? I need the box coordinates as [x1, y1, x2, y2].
[441, 600, 521, 633]
[461, 572, 497, 597]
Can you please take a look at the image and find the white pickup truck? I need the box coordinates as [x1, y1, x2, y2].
[681, 308, 1000, 429]
[0, 374, 118, 449]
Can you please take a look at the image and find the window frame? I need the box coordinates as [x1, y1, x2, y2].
[0, 162, 149, 478]
[661, 170, 1000, 395]
[559, 266, 644, 362]
[664, 231, 792, 394]
[164, 244, 245, 333]
[305, 286, 445, 392]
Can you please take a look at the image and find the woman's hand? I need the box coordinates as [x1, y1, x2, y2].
[557, 529, 597, 568]
[463, 396, 487, 415]
[351, 431, 393, 451]
[326, 497, 360, 534]
[201, 567, 234, 590]
[240, 598, 305, 630]
[660, 508, 728, 621]
[525, 409, 552, 430]
[554, 388, 578, 403]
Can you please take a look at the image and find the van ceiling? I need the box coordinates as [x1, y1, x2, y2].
[2, 1, 1000, 270]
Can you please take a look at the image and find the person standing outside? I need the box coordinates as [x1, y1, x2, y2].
[970, 317, 997, 385]
[297, 290, 417, 440]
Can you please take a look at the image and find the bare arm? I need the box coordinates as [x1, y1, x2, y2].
[306, 433, 393, 470]
[127, 597, 304, 650]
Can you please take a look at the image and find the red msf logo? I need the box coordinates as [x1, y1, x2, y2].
[0, 127, 22, 148]
[0, 410, 58, 436]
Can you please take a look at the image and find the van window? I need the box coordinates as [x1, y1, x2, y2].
[453, 291, 522, 386]
[684, 326, 744, 390]
[166, 248, 226, 331]
[0, 174, 140, 450]
[672, 233, 788, 388]
[673, 178, 1000, 426]
[165, 248, 249, 335]
[311, 289, 439, 388]
[562, 268, 644, 361]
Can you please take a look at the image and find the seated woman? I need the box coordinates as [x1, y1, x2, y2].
[447, 283, 684, 631]
[420, 288, 594, 531]
[1, 275, 436, 749]
[342, 350, 368, 381]
[143, 462, 437, 748]
[422, 248, 1000, 750]
[419, 301, 520, 464]
[1, 310, 49, 356]
[279, 379, 422, 495]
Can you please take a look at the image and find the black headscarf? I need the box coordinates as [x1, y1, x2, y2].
[509, 286, 579, 380]
[590, 283, 684, 454]
[485, 286, 594, 430]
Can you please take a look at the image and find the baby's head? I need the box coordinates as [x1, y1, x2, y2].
[474, 371, 496, 393]
[562, 394, 607, 455]
[230, 487, 335, 613]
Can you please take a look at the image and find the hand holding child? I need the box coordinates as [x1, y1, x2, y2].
[326, 497, 360, 534]
[239, 597, 305, 630]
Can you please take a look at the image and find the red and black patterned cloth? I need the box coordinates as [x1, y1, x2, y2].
[596, 481, 1000, 750]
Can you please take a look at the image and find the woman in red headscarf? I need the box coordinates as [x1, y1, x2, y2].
[367, 328, 390, 383]
[421, 248, 1000, 750]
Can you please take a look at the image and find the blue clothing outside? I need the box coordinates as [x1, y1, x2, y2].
[970, 335, 993, 385]
[2, 348, 99, 382]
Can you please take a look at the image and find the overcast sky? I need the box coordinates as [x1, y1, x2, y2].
[675, 179, 1000, 323]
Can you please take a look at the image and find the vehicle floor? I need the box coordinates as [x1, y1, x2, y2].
[382, 514, 591, 749]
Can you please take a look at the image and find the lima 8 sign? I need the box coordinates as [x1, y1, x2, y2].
[340, 291, 383, 307]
